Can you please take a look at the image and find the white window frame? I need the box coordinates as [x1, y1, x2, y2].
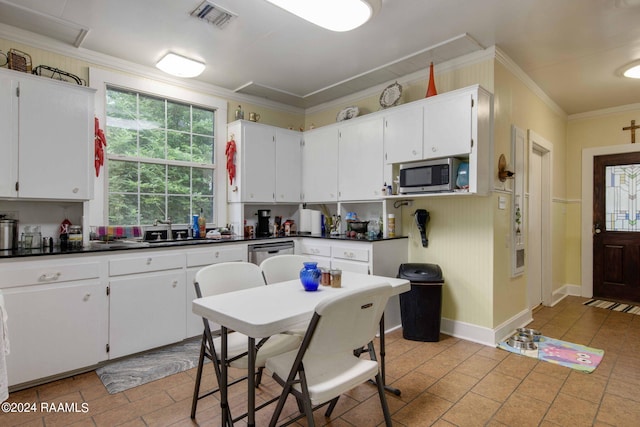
[89, 67, 228, 227]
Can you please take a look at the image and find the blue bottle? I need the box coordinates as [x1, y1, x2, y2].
[192, 215, 200, 238]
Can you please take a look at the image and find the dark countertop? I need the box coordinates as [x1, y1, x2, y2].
[0, 234, 407, 259]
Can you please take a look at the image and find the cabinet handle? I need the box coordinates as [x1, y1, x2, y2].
[412, 150, 417, 155]
[432, 147, 437, 152]
[146, 258, 153, 265]
[215, 251, 220, 258]
[39, 272, 61, 282]
[72, 187, 79, 193]
[83, 293, 91, 301]
[172, 280, 178, 288]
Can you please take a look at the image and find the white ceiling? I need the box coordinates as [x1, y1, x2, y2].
[2, 0, 640, 114]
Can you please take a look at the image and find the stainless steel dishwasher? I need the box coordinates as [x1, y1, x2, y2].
[248, 240, 295, 265]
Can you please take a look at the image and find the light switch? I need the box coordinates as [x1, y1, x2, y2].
[498, 196, 506, 210]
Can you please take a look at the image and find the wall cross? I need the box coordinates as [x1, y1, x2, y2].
[622, 119, 639, 144]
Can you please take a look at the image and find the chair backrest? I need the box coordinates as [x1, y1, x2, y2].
[305, 282, 392, 355]
[195, 261, 266, 298]
[259, 254, 312, 284]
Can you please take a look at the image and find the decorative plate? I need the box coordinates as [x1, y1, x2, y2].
[336, 106, 359, 122]
[379, 81, 402, 109]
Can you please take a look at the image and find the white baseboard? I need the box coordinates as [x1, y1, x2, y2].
[551, 283, 582, 306]
[440, 307, 533, 347]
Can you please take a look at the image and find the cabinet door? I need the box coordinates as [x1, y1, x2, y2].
[338, 117, 384, 200]
[0, 75, 18, 197]
[109, 270, 186, 358]
[384, 106, 423, 164]
[18, 78, 93, 200]
[275, 129, 302, 202]
[302, 127, 339, 202]
[423, 90, 473, 159]
[3, 281, 107, 386]
[242, 123, 275, 202]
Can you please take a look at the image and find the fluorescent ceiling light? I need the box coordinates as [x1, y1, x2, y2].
[156, 53, 205, 78]
[265, 0, 380, 32]
[623, 62, 640, 79]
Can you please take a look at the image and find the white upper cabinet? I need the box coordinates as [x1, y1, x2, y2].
[275, 128, 302, 203]
[423, 88, 474, 159]
[383, 104, 424, 164]
[302, 126, 339, 202]
[0, 69, 94, 200]
[227, 121, 302, 203]
[338, 117, 384, 201]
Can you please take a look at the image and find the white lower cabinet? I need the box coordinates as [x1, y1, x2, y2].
[298, 240, 331, 269]
[185, 244, 246, 338]
[108, 253, 186, 359]
[0, 258, 106, 387]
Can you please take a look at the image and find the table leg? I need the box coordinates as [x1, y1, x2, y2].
[220, 326, 232, 426]
[247, 336, 256, 427]
[379, 313, 401, 396]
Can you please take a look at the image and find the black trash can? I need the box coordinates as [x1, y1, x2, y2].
[398, 263, 444, 342]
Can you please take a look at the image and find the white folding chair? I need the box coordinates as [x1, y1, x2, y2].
[190, 262, 301, 421]
[266, 282, 394, 427]
[259, 254, 312, 284]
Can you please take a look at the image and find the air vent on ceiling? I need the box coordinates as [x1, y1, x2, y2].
[191, 1, 237, 28]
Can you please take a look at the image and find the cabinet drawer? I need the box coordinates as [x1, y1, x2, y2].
[109, 252, 184, 276]
[186, 245, 246, 267]
[299, 241, 331, 257]
[332, 245, 369, 262]
[0, 259, 100, 287]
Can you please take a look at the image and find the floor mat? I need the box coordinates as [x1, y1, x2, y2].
[96, 338, 204, 394]
[498, 336, 604, 373]
[583, 299, 640, 315]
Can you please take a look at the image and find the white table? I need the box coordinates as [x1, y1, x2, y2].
[192, 271, 410, 426]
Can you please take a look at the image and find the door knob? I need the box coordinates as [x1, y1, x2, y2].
[594, 223, 602, 235]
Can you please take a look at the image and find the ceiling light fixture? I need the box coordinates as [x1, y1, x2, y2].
[156, 53, 205, 78]
[622, 60, 640, 79]
[265, 0, 381, 32]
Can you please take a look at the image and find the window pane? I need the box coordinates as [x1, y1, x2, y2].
[109, 193, 138, 225]
[167, 102, 190, 132]
[193, 107, 214, 136]
[139, 129, 166, 159]
[168, 165, 190, 194]
[106, 90, 137, 120]
[108, 160, 138, 193]
[192, 135, 214, 164]
[193, 196, 214, 224]
[139, 95, 165, 129]
[168, 196, 191, 224]
[192, 167, 214, 195]
[140, 195, 165, 224]
[140, 163, 166, 194]
[167, 131, 191, 161]
[106, 126, 138, 156]
[605, 164, 640, 231]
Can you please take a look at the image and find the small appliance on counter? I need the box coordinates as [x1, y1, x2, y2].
[256, 209, 271, 237]
[0, 217, 18, 251]
[399, 157, 461, 194]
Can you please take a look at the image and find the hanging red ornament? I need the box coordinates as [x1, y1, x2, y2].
[425, 62, 437, 98]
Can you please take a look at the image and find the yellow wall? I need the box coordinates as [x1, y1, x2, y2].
[491, 61, 568, 326]
[564, 108, 640, 287]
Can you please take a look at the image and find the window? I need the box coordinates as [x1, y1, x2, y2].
[105, 87, 216, 226]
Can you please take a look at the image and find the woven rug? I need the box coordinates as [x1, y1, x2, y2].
[498, 335, 604, 373]
[96, 338, 204, 394]
[583, 299, 640, 315]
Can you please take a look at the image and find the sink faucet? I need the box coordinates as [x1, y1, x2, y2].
[153, 217, 173, 240]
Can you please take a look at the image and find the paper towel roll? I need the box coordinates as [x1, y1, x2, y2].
[311, 210, 322, 235]
[299, 209, 312, 233]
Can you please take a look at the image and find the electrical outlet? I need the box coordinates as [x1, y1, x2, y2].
[0, 211, 18, 220]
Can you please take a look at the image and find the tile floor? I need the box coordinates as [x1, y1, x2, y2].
[2, 295, 640, 426]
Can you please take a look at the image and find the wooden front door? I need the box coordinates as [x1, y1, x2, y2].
[593, 152, 640, 303]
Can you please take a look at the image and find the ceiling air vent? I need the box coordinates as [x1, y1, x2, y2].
[191, 1, 237, 28]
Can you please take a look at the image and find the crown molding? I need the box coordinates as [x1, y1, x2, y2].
[568, 102, 640, 121]
[494, 47, 567, 119]
[0, 23, 305, 115]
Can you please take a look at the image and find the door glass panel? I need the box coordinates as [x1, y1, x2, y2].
[605, 164, 640, 231]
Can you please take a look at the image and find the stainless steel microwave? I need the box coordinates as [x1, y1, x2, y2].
[399, 157, 461, 193]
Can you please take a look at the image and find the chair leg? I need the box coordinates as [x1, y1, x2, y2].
[256, 367, 264, 387]
[190, 334, 207, 419]
[268, 382, 292, 427]
[374, 372, 393, 427]
[324, 396, 340, 417]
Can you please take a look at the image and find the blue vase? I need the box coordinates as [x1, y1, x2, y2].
[299, 262, 320, 291]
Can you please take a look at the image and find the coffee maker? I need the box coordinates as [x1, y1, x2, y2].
[256, 209, 271, 237]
